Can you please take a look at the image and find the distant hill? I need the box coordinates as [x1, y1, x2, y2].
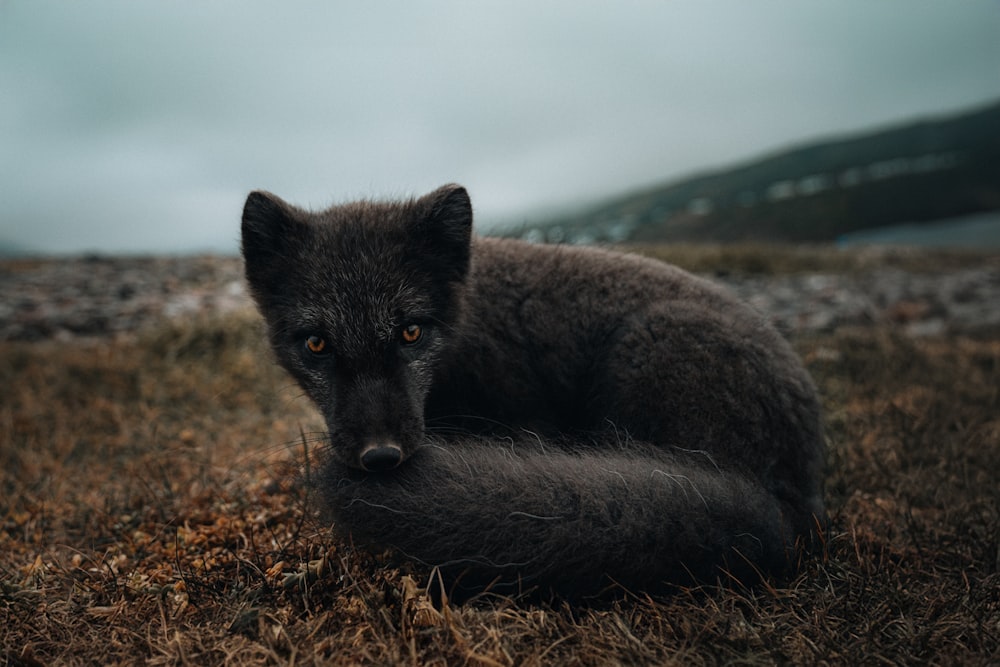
[0, 240, 37, 258]
[509, 100, 1000, 245]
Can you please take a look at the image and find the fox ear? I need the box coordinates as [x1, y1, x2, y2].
[242, 191, 294, 256]
[423, 183, 472, 231]
[414, 183, 473, 281]
[242, 190, 304, 295]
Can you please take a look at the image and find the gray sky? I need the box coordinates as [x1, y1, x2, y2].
[2, 1, 999, 255]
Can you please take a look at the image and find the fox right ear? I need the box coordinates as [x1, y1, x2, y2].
[241, 190, 297, 264]
[242, 190, 307, 298]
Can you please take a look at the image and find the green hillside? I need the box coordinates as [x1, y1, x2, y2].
[512, 100, 1000, 244]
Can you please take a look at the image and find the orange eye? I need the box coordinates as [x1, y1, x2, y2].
[401, 324, 422, 345]
[305, 335, 328, 355]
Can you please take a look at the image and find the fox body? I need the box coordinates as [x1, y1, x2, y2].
[241, 184, 826, 599]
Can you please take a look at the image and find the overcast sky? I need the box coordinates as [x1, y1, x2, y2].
[2, 1, 999, 255]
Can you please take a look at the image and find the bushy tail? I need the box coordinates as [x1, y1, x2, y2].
[320, 437, 804, 600]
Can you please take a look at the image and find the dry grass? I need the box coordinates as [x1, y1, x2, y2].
[2, 249, 999, 665]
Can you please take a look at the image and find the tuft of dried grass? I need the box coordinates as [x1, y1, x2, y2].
[2, 254, 998, 665]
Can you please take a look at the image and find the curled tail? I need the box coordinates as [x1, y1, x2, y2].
[320, 438, 812, 600]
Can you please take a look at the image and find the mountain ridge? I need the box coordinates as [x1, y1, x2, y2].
[509, 100, 1000, 245]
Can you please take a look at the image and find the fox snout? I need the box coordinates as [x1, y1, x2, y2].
[359, 443, 403, 472]
[329, 375, 425, 472]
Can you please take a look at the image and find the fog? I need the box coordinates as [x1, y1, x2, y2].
[2, 0, 998, 254]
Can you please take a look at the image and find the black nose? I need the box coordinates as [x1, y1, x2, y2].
[360, 445, 402, 471]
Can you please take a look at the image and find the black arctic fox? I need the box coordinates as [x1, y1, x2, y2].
[241, 184, 826, 600]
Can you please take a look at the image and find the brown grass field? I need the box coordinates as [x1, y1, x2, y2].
[2, 245, 998, 665]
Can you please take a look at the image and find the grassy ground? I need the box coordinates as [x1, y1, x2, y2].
[2, 246, 998, 665]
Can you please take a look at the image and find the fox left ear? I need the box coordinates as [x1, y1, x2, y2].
[414, 184, 473, 281]
[422, 183, 472, 234]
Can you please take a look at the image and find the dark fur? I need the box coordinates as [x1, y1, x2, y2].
[241, 184, 826, 600]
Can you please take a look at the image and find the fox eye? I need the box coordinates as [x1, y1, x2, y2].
[400, 324, 422, 345]
[304, 335, 329, 355]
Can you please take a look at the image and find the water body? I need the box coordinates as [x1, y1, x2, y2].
[837, 211, 1000, 248]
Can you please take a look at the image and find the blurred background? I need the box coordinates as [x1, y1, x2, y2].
[2, 0, 999, 256]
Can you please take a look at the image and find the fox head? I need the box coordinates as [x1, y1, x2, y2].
[241, 184, 473, 471]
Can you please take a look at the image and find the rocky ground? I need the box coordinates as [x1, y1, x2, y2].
[0, 255, 248, 341]
[728, 266, 1000, 337]
[2, 251, 999, 342]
